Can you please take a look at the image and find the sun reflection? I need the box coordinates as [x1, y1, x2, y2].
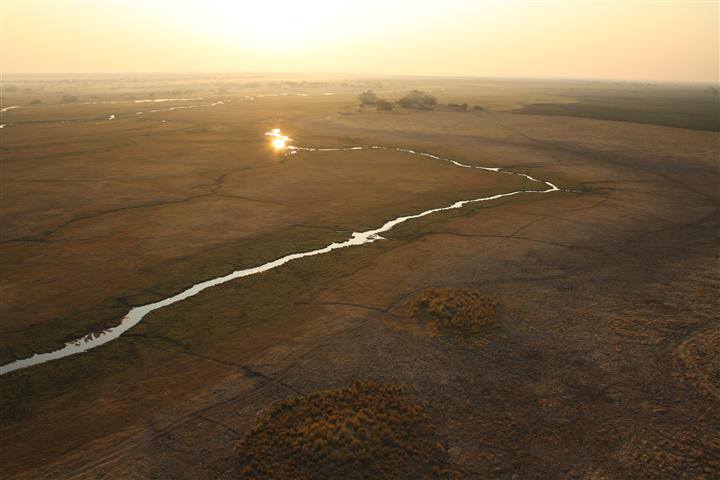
[265, 128, 291, 150]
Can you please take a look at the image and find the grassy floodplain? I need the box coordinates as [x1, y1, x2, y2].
[1, 74, 718, 479]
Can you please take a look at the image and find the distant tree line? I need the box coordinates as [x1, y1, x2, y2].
[358, 90, 484, 112]
[359, 89, 437, 111]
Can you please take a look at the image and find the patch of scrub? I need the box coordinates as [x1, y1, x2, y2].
[412, 288, 497, 340]
[236, 381, 455, 479]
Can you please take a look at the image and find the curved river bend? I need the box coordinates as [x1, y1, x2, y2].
[0, 136, 560, 375]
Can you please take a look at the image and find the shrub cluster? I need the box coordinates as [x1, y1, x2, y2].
[359, 90, 441, 111]
[376, 99, 393, 111]
[359, 91, 394, 111]
[398, 90, 437, 109]
[236, 381, 456, 479]
[358, 90, 378, 105]
[413, 288, 497, 337]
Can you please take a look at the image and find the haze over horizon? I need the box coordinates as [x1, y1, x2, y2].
[2, 1, 718, 83]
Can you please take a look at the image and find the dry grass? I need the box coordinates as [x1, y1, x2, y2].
[236, 381, 456, 479]
[3, 76, 718, 479]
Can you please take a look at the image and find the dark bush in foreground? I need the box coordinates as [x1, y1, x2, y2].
[236, 381, 456, 479]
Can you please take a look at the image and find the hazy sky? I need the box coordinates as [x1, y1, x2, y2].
[2, 0, 718, 82]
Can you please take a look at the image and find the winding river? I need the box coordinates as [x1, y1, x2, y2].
[0, 132, 560, 375]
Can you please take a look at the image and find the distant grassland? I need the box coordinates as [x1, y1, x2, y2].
[514, 87, 720, 131]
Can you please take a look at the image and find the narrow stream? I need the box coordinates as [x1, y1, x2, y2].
[0, 133, 560, 375]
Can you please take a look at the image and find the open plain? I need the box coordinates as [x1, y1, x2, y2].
[1, 75, 718, 479]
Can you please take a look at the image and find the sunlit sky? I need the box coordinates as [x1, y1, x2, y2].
[2, 0, 718, 82]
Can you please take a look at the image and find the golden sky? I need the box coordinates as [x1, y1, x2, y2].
[2, 0, 718, 82]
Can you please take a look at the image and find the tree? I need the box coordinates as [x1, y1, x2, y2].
[398, 90, 437, 109]
[376, 99, 393, 111]
[423, 94, 437, 105]
[358, 90, 378, 106]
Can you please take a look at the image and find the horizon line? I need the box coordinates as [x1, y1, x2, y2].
[1, 71, 718, 85]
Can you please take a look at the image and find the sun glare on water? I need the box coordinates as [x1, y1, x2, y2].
[265, 128, 291, 150]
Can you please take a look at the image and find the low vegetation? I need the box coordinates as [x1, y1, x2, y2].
[236, 381, 456, 479]
[514, 88, 720, 131]
[412, 288, 497, 338]
[3, 76, 717, 479]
